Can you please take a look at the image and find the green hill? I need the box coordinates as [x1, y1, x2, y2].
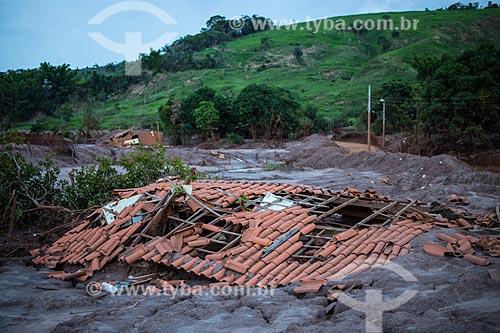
[15, 8, 500, 131]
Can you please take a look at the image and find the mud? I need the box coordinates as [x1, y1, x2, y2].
[3, 135, 500, 332]
[1, 231, 499, 333]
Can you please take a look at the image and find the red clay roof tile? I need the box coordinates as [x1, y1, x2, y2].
[180, 257, 197, 271]
[458, 240, 474, 255]
[170, 256, 187, 268]
[258, 262, 277, 277]
[205, 252, 226, 261]
[300, 223, 316, 235]
[251, 236, 272, 247]
[187, 237, 211, 247]
[248, 261, 266, 274]
[259, 263, 288, 286]
[423, 243, 447, 257]
[38, 179, 492, 289]
[335, 229, 358, 242]
[123, 244, 147, 264]
[463, 254, 490, 266]
[183, 234, 200, 243]
[142, 250, 158, 262]
[224, 259, 249, 274]
[201, 223, 223, 233]
[150, 253, 162, 263]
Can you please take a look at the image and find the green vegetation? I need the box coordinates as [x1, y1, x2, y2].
[0, 62, 140, 131]
[0, 138, 65, 232]
[0, 138, 203, 230]
[194, 101, 220, 140]
[1, 5, 500, 151]
[415, 43, 500, 152]
[225, 132, 244, 145]
[234, 84, 300, 141]
[98, 8, 500, 134]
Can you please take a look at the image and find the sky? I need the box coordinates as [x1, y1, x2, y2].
[0, 0, 492, 71]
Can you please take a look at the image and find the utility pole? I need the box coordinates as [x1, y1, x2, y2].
[367, 85, 371, 152]
[380, 99, 386, 149]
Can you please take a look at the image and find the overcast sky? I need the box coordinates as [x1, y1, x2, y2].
[0, 0, 492, 71]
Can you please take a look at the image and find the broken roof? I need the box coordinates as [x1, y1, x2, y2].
[31, 179, 499, 286]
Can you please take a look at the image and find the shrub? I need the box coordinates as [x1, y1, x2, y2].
[62, 157, 120, 209]
[0, 139, 64, 229]
[225, 132, 243, 145]
[0, 137, 204, 229]
[119, 144, 168, 188]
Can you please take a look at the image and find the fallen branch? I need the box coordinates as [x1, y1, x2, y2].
[7, 190, 16, 238]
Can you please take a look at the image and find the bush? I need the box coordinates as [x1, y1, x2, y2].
[0, 140, 65, 229]
[62, 157, 120, 209]
[119, 144, 168, 188]
[225, 132, 243, 145]
[0, 137, 204, 229]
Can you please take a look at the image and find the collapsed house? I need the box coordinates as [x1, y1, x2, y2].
[32, 179, 498, 291]
[100, 128, 164, 147]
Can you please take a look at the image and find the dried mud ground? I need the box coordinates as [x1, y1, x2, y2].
[2, 136, 500, 332]
[1, 231, 500, 333]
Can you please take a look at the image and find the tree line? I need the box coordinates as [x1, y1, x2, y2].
[0, 62, 140, 129]
[141, 15, 272, 74]
[158, 84, 329, 145]
[0, 14, 271, 130]
[430, 1, 499, 10]
[373, 43, 500, 153]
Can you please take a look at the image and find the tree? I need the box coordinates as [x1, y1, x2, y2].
[378, 36, 392, 51]
[304, 104, 329, 134]
[446, 2, 479, 10]
[158, 99, 182, 145]
[234, 84, 300, 141]
[79, 109, 100, 139]
[141, 48, 164, 73]
[293, 47, 304, 65]
[180, 87, 234, 141]
[194, 101, 220, 140]
[260, 36, 272, 50]
[378, 81, 415, 134]
[413, 43, 500, 151]
[205, 15, 227, 31]
[486, 1, 499, 8]
[38, 62, 77, 115]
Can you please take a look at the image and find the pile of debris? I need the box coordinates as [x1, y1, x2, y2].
[424, 232, 500, 266]
[31, 179, 499, 291]
[98, 128, 163, 147]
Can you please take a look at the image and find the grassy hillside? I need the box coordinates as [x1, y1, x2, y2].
[21, 9, 500, 131]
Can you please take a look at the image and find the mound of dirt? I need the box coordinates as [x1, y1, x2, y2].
[329, 151, 499, 188]
[300, 150, 500, 206]
[286, 134, 349, 169]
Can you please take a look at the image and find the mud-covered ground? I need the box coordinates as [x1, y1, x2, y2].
[1, 231, 500, 333]
[12, 134, 500, 212]
[3, 135, 500, 332]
